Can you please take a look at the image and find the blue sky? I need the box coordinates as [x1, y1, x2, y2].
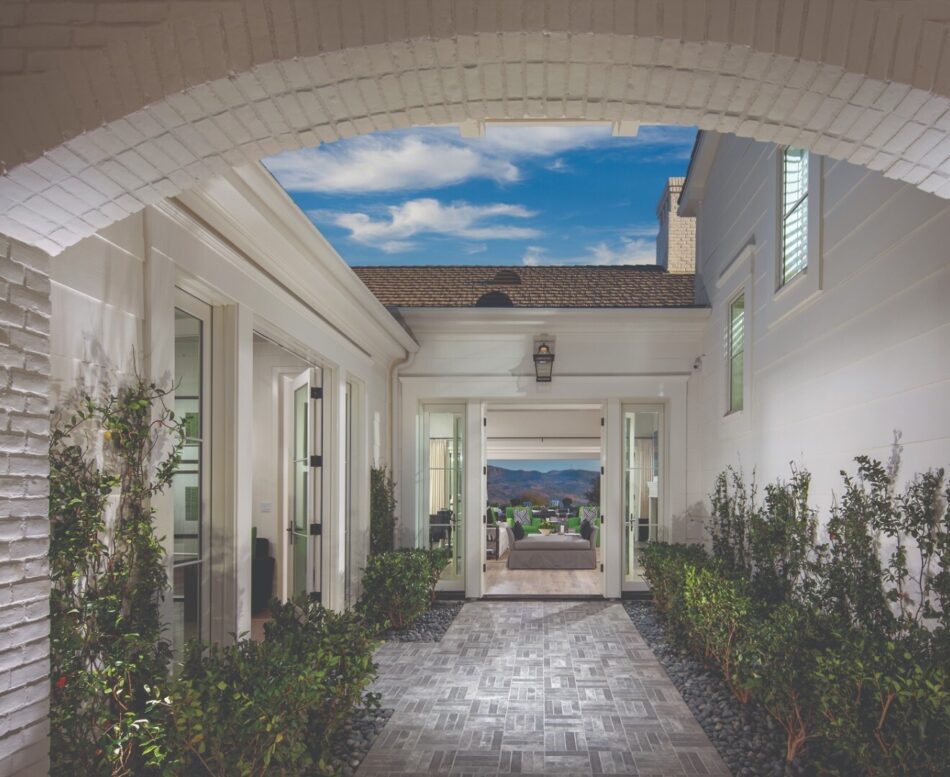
[263, 124, 696, 266]
[489, 459, 600, 473]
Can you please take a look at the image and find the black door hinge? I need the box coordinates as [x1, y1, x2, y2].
[600, 515, 605, 524]
[310, 454, 322, 468]
[309, 523, 322, 536]
[600, 563, 604, 572]
[600, 466, 604, 475]
[483, 465, 487, 475]
[310, 386, 323, 400]
[483, 563, 487, 573]
[601, 417, 604, 426]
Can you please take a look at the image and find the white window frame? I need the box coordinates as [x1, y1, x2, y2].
[769, 148, 823, 328]
[778, 147, 809, 288]
[727, 292, 745, 415]
[716, 240, 755, 423]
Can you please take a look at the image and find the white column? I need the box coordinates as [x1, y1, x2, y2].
[464, 400, 485, 598]
[604, 398, 623, 599]
[324, 368, 347, 611]
[211, 304, 253, 642]
[144, 243, 176, 642]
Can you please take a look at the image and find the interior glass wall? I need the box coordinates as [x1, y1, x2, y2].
[421, 407, 464, 585]
[622, 407, 662, 584]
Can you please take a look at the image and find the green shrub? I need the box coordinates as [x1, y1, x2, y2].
[169, 597, 378, 776]
[811, 631, 950, 776]
[640, 542, 708, 613]
[680, 566, 754, 703]
[357, 547, 450, 631]
[654, 456, 950, 772]
[370, 466, 398, 555]
[735, 603, 832, 762]
[750, 468, 817, 606]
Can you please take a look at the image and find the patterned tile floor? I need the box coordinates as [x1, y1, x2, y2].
[357, 601, 730, 777]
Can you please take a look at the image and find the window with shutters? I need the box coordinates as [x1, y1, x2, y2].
[780, 147, 809, 287]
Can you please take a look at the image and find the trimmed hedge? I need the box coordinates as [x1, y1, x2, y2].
[168, 597, 379, 776]
[642, 457, 950, 775]
[357, 547, 451, 631]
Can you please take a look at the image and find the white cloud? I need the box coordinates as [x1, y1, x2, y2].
[522, 237, 656, 266]
[329, 198, 540, 253]
[264, 124, 626, 194]
[265, 134, 519, 193]
[479, 125, 612, 156]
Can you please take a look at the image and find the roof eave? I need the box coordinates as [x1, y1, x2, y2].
[679, 131, 722, 217]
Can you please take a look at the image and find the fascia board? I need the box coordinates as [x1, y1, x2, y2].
[178, 165, 418, 359]
[679, 131, 722, 217]
[400, 306, 711, 335]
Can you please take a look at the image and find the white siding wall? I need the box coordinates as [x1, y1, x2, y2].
[693, 134, 950, 518]
[49, 213, 146, 402]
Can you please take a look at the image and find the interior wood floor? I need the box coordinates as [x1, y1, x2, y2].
[483, 548, 603, 597]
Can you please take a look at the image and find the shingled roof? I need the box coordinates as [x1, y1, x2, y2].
[352, 265, 699, 308]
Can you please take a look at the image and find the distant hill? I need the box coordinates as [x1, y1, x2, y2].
[487, 465, 598, 505]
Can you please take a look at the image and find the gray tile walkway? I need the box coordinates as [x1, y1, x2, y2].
[357, 600, 731, 777]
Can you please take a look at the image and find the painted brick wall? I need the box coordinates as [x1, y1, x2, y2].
[0, 234, 50, 777]
[2, 2, 950, 254]
[656, 177, 696, 275]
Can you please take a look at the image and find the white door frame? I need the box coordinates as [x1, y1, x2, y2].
[281, 367, 323, 599]
[400, 375, 689, 600]
[173, 288, 214, 642]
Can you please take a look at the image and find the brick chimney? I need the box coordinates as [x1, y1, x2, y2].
[656, 177, 695, 274]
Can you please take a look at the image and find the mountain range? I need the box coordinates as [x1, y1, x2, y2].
[487, 465, 598, 505]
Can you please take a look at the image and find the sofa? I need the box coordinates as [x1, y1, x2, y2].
[504, 525, 598, 569]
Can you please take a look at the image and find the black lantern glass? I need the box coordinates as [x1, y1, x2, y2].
[533, 342, 554, 382]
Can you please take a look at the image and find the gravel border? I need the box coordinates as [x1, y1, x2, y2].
[380, 600, 463, 642]
[623, 600, 806, 777]
[322, 707, 393, 777]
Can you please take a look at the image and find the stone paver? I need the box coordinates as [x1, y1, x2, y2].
[358, 601, 730, 777]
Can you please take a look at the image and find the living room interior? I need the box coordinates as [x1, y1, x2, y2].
[482, 404, 603, 598]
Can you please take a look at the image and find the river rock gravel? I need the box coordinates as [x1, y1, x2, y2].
[381, 599, 463, 642]
[623, 600, 807, 777]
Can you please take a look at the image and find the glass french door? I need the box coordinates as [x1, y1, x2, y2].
[172, 291, 212, 655]
[421, 406, 464, 587]
[622, 406, 663, 585]
[287, 368, 322, 599]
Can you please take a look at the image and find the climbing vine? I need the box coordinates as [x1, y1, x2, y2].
[49, 379, 183, 775]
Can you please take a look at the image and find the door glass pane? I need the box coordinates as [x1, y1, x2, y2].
[292, 383, 309, 597]
[623, 409, 661, 584]
[173, 307, 204, 655]
[294, 385, 308, 533]
[423, 408, 464, 585]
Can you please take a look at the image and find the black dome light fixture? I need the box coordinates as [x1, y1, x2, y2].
[533, 339, 555, 383]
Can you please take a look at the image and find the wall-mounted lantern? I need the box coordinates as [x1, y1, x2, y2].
[533, 340, 555, 382]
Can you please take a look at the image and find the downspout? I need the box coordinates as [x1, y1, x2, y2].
[387, 348, 417, 546]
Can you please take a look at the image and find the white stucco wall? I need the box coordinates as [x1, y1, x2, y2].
[693, 134, 950, 518]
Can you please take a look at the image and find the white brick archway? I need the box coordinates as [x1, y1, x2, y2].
[2, 2, 950, 773]
[1, 1, 950, 255]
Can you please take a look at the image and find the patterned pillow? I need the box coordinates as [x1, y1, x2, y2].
[580, 519, 593, 541]
[512, 521, 525, 541]
[513, 506, 531, 525]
